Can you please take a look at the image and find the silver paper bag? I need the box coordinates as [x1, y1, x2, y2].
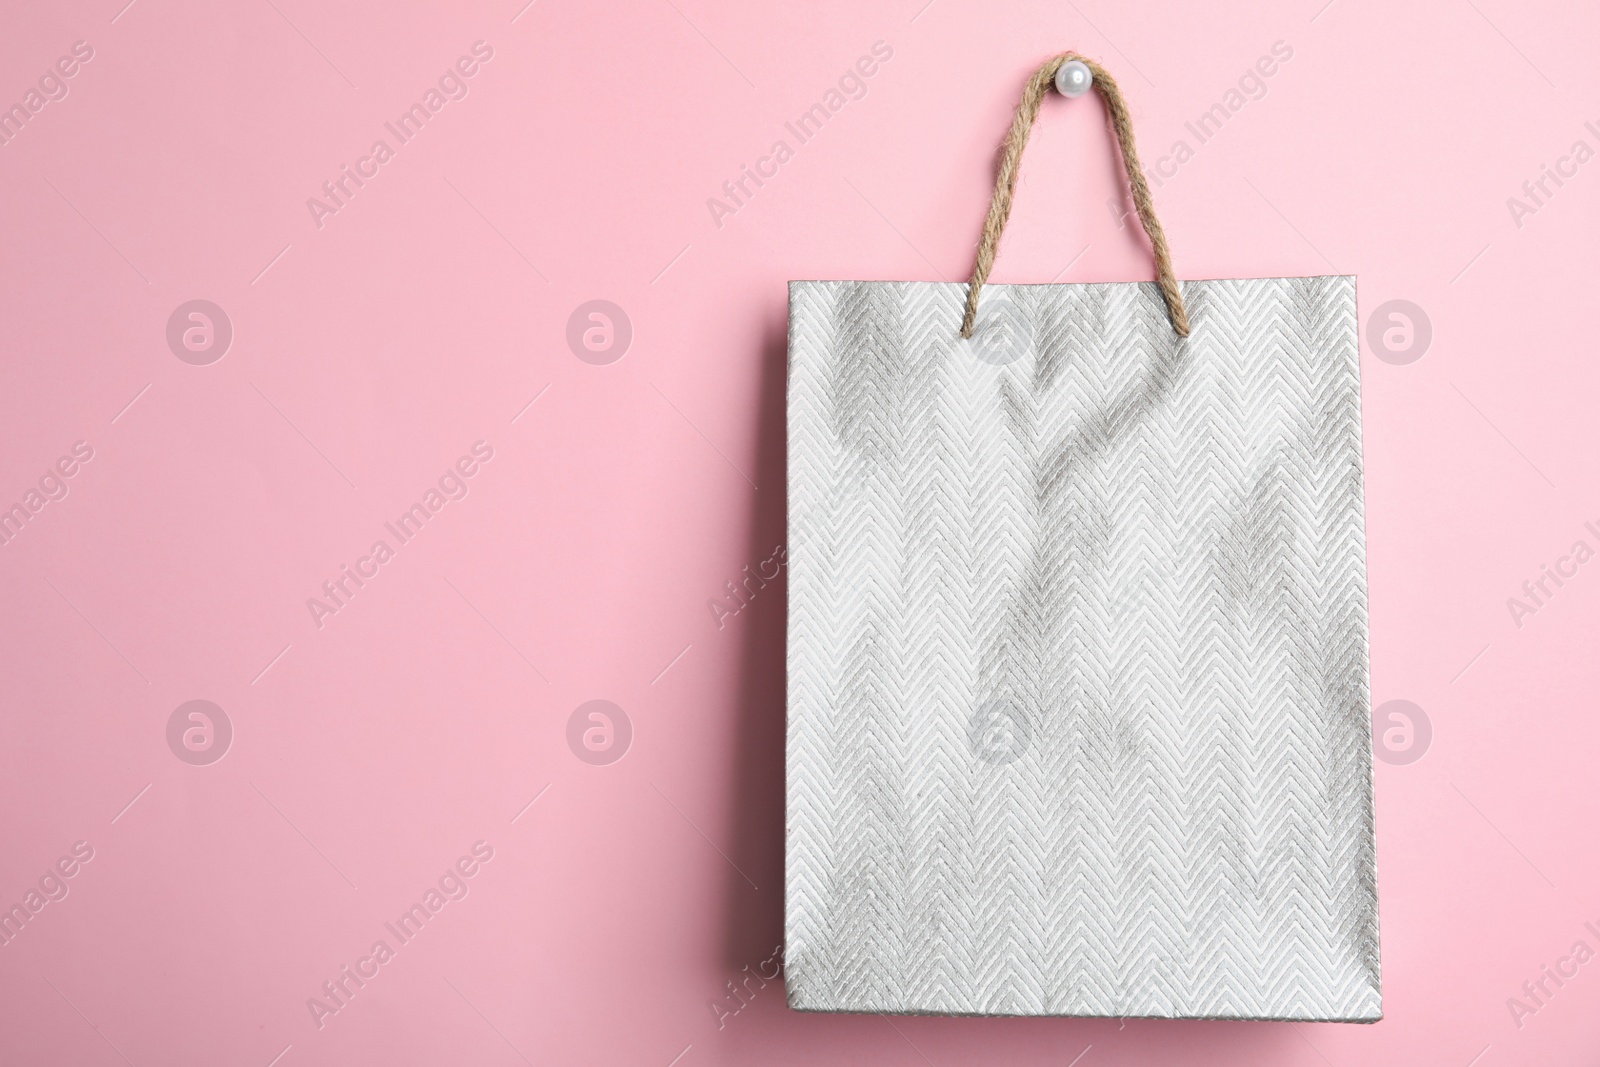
[783, 54, 1379, 1022]
[784, 277, 1380, 1020]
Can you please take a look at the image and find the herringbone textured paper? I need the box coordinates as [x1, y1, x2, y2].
[785, 276, 1380, 1020]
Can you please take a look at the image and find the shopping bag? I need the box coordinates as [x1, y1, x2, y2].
[784, 52, 1380, 1020]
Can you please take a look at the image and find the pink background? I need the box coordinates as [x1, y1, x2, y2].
[1, 0, 1597, 1064]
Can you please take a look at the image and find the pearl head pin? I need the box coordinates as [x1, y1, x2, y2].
[1054, 59, 1092, 98]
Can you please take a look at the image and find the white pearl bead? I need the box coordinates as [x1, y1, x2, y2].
[1054, 59, 1092, 98]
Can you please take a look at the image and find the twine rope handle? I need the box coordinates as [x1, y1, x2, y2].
[959, 53, 1190, 339]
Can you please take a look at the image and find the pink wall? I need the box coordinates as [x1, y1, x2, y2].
[1, 0, 1597, 1064]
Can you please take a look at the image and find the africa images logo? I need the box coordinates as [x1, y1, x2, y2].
[567, 700, 632, 766]
[306, 441, 495, 629]
[166, 300, 233, 365]
[305, 841, 495, 1030]
[305, 41, 495, 229]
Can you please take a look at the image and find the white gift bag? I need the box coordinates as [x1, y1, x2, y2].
[785, 53, 1380, 1020]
